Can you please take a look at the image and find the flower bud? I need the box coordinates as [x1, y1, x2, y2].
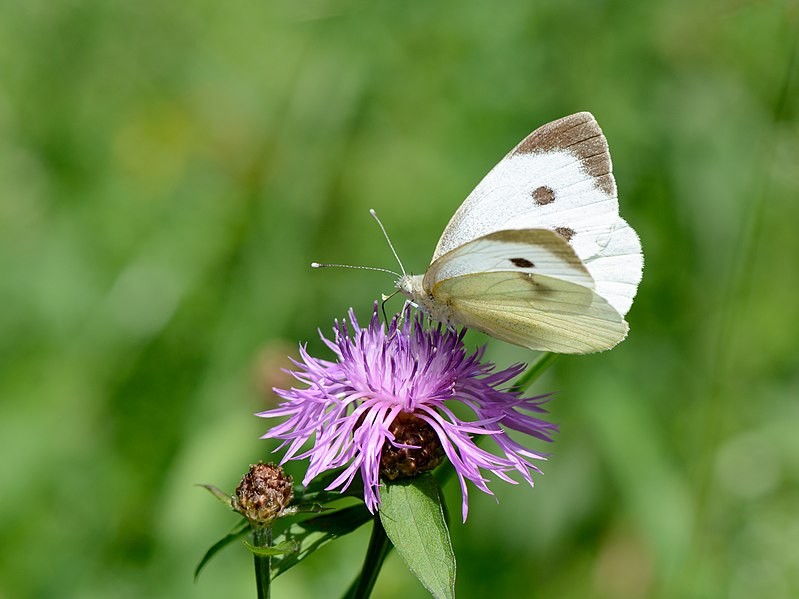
[233, 462, 294, 524]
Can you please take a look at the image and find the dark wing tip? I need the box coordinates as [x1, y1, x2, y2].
[512, 112, 615, 196]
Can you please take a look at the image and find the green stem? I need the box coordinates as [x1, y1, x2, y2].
[345, 516, 392, 599]
[511, 352, 558, 394]
[252, 525, 273, 599]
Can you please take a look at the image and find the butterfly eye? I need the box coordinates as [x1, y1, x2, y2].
[554, 227, 575, 242]
[510, 258, 535, 268]
[531, 186, 555, 205]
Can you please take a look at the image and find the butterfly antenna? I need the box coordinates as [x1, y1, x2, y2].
[370, 209, 406, 276]
[311, 262, 401, 277]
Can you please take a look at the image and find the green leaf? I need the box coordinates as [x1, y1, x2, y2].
[290, 503, 328, 514]
[194, 519, 249, 580]
[244, 539, 300, 556]
[379, 474, 455, 599]
[196, 483, 233, 508]
[270, 504, 372, 578]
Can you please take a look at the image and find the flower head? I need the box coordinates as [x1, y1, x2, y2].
[259, 304, 557, 520]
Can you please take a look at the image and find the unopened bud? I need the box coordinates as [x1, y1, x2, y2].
[233, 462, 294, 524]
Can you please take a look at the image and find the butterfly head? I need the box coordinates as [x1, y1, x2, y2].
[396, 273, 452, 325]
[395, 273, 423, 300]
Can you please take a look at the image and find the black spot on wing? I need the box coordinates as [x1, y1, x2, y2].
[555, 226, 576, 242]
[510, 257, 535, 268]
[532, 186, 555, 205]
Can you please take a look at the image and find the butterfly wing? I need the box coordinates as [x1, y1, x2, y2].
[432, 112, 643, 317]
[424, 228, 594, 290]
[423, 229, 627, 353]
[432, 272, 627, 354]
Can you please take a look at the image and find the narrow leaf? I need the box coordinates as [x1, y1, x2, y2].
[196, 483, 233, 508]
[511, 351, 558, 393]
[379, 474, 455, 599]
[270, 504, 372, 578]
[244, 539, 300, 556]
[194, 519, 249, 580]
[291, 503, 328, 514]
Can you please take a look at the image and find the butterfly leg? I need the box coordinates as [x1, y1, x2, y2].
[384, 299, 417, 342]
[380, 299, 389, 325]
[380, 289, 403, 324]
[395, 299, 417, 327]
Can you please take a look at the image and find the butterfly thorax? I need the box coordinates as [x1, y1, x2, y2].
[396, 274, 456, 327]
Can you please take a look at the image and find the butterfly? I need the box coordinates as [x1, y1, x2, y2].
[393, 112, 643, 354]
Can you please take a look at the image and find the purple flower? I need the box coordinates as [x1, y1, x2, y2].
[258, 304, 557, 521]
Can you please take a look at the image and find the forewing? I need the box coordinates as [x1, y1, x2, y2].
[433, 112, 642, 316]
[432, 271, 628, 354]
[423, 229, 594, 292]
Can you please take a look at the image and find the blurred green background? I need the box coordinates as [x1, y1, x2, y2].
[1, 0, 798, 597]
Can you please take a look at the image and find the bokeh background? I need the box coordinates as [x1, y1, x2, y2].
[1, 1, 798, 597]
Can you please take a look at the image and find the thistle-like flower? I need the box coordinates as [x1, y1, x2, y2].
[259, 305, 557, 520]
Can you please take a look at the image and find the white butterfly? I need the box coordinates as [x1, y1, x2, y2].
[394, 112, 643, 354]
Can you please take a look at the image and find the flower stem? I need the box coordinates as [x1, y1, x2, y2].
[346, 516, 392, 599]
[511, 351, 558, 393]
[252, 525, 273, 599]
